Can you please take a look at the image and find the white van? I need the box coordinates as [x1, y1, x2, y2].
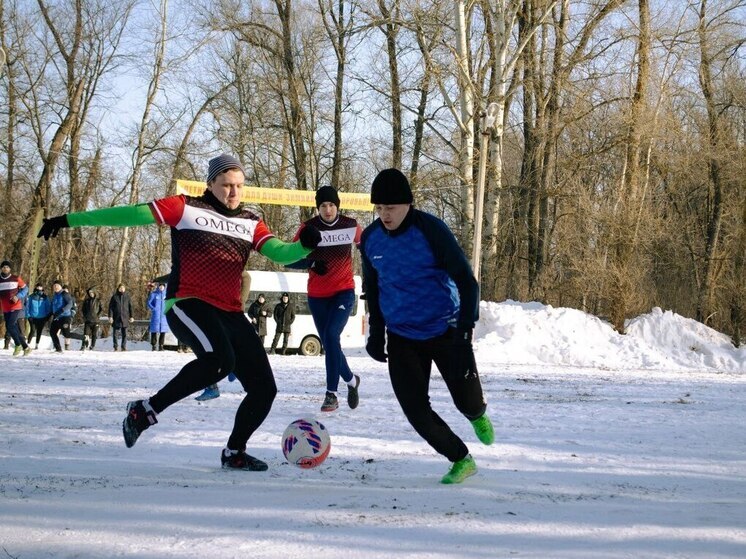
[245, 270, 366, 356]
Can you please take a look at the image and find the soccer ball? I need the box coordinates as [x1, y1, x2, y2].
[282, 418, 331, 469]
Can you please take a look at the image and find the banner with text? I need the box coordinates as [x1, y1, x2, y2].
[175, 180, 374, 212]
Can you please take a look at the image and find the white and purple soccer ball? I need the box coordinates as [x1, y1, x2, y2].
[282, 418, 331, 469]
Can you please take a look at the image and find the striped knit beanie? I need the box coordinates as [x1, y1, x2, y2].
[207, 154, 245, 183]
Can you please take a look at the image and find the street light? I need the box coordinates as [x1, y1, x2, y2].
[472, 102, 499, 282]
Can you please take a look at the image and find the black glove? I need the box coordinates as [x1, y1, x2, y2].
[448, 327, 476, 378]
[366, 330, 387, 363]
[299, 225, 321, 249]
[310, 260, 328, 275]
[38, 215, 70, 240]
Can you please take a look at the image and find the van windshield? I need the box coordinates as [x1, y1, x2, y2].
[247, 292, 358, 316]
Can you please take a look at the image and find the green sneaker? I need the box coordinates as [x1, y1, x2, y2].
[440, 454, 477, 484]
[12, 346, 23, 357]
[470, 414, 494, 445]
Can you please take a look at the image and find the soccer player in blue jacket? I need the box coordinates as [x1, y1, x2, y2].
[360, 168, 494, 484]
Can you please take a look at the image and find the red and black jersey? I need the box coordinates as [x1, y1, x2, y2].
[294, 215, 362, 298]
[149, 194, 274, 312]
[0, 273, 26, 313]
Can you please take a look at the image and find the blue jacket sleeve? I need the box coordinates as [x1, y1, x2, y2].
[416, 212, 480, 330]
[360, 224, 386, 335]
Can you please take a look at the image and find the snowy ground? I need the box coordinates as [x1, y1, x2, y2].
[1, 302, 744, 558]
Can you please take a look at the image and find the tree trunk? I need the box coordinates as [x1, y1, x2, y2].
[695, 0, 725, 325]
[115, 0, 168, 286]
[608, 0, 650, 333]
[454, 0, 475, 242]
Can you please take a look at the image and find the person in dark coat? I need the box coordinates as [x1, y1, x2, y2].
[269, 293, 294, 355]
[247, 293, 269, 346]
[81, 287, 102, 350]
[108, 284, 133, 351]
[147, 283, 170, 351]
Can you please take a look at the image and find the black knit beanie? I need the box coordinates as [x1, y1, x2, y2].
[315, 185, 341, 209]
[207, 153, 245, 183]
[370, 168, 413, 205]
[0, 260, 10, 268]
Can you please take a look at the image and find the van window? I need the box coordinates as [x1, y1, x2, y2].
[249, 292, 358, 316]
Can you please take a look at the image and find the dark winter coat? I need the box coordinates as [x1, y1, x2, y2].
[247, 298, 269, 336]
[273, 301, 295, 333]
[147, 289, 170, 333]
[81, 294, 102, 323]
[108, 291, 133, 327]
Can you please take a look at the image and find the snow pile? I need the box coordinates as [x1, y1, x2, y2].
[625, 307, 746, 371]
[474, 300, 745, 372]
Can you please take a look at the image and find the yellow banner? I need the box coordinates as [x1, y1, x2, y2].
[175, 180, 374, 212]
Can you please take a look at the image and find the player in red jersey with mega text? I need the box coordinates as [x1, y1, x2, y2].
[290, 186, 362, 412]
[38, 154, 321, 471]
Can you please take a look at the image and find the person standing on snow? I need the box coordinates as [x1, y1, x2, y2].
[247, 293, 269, 346]
[360, 168, 494, 485]
[26, 283, 52, 350]
[49, 280, 73, 353]
[108, 284, 134, 351]
[269, 292, 294, 355]
[288, 185, 362, 412]
[0, 260, 31, 356]
[38, 153, 321, 471]
[81, 287, 103, 350]
[147, 283, 170, 351]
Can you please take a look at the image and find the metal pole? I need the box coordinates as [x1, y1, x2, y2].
[471, 103, 499, 282]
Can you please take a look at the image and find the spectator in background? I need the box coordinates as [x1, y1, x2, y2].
[61, 285, 76, 350]
[147, 283, 170, 351]
[0, 260, 31, 356]
[108, 284, 133, 351]
[26, 283, 52, 349]
[81, 287, 102, 351]
[269, 293, 294, 355]
[50, 280, 73, 353]
[247, 293, 269, 347]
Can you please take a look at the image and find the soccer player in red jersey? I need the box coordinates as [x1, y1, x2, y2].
[290, 186, 362, 412]
[39, 154, 321, 471]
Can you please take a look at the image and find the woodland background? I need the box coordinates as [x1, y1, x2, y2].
[0, 0, 744, 343]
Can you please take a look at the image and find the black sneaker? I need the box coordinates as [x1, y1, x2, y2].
[320, 391, 338, 412]
[123, 400, 157, 448]
[347, 374, 361, 409]
[221, 449, 268, 471]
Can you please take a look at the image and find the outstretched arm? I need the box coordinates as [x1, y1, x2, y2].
[258, 225, 321, 265]
[38, 204, 156, 239]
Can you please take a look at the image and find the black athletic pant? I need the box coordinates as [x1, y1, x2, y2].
[50, 316, 72, 351]
[28, 317, 49, 345]
[149, 298, 277, 452]
[83, 322, 98, 348]
[112, 327, 127, 349]
[150, 332, 165, 349]
[386, 329, 487, 463]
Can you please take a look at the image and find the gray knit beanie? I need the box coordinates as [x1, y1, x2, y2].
[207, 154, 245, 183]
